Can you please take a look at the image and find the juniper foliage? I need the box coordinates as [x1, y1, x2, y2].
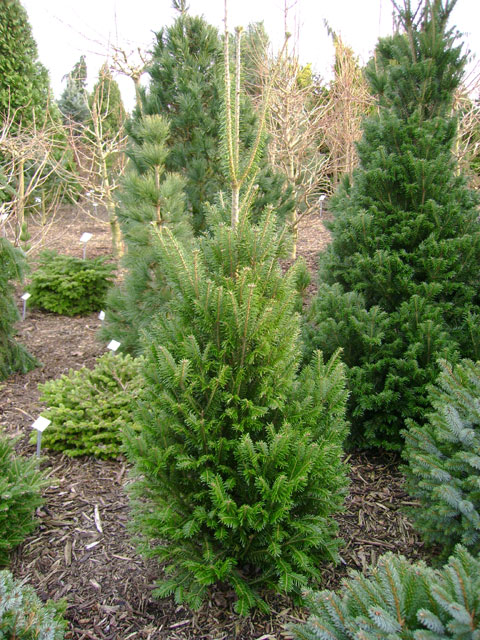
[124, 209, 349, 614]
[37, 352, 143, 459]
[403, 358, 480, 556]
[0, 238, 37, 380]
[0, 435, 47, 566]
[303, 0, 480, 449]
[290, 545, 480, 640]
[99, 114, 192, 354]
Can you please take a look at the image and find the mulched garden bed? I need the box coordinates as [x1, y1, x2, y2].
[1, 207, 426, 639]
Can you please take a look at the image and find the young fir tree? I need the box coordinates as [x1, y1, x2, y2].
[0, 238, 37, 380]
[87, 63, 126, 145]
[0, 0, 50, 127]
[303, 0, 480, 449]
[123, 25, 349, 614]
[137, 5, 293, 233]
[99, 114, 192, 354]
[403, 358, 480, 556]
[59, 56, 89, 127]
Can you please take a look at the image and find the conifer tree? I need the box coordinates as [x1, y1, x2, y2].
[291, 545, 480, 640]
[403, 358, 480, 556]
[123, 23, 349, 614]
[0, 0, 50, 127]
[59, 56, 89, 127]
[88, 63, 126, 145]
[99, 114, 191, 354]
[0, 238, 37, 380]
[137, 7, 292, 232]
[304, 0, 480, 449]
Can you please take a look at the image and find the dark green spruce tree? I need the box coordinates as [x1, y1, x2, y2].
[123, 26, 349, 614]
[137, 4, 293, 232]
[0, 0, 50, 126]
[304, 0, 480, 449]
[99, 114, 192, 354]
[0, 238, 37, 380]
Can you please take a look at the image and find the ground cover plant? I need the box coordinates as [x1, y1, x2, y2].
[303, 0, 480, 449]
[0, 569, 66, 639]
[290, 544, 480, 640]
[0, 237, 37, 380]
[37, 351, 143, 458]
[28, 250, 115, 316]
[0, 435, 47, 566]
[404, 358, 480, 556]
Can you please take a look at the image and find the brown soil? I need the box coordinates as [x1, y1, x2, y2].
[1, 208, 426, 640]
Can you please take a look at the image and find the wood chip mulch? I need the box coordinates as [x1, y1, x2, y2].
[1, 207, 427, 639]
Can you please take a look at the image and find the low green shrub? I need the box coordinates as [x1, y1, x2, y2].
[28, 250, 115, 316]
[403, 358, 480, 556]
[0, 569, 66, 639]
[290, 545, 480, 640]
[37, 352, 143, 459]
[0, 435, 47, 566]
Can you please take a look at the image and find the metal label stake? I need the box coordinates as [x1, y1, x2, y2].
[79, 232, 93, 259]
[21, 292, 31, 320]
[32, 416, 51, 457]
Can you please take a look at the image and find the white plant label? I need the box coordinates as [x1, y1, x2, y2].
[21, 292, 31, 301]
[98, 310, 105, 321]
[0, 213, 7, 222]
[80, 232, 93, 243]
[32, 416, 51, 432]
[107, 340, 120, 352]
[319, 194, 326, 201]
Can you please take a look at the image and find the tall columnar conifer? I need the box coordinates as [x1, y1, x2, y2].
[304, 0, 480, 449]
[123, 23, 349, 614]
[0, 0, 50, 126]
[99, 114, 192, 354]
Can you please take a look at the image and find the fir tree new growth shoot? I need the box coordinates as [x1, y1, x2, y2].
[123, 18, 349, 614]
[303, 0, 480, 449]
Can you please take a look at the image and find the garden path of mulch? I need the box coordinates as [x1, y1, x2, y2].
[1, 207, 426, 640]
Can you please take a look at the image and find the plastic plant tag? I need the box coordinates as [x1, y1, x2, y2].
[99, 310, 106, 321]
[21, 292, 31, 301]
[107, 339, 121, 352]
[79, 232, 93, 243]
[32, 416, 50, 432]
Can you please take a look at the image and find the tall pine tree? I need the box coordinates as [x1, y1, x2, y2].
[304, 0, 480, 449]
[137, 7, 292, 233]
